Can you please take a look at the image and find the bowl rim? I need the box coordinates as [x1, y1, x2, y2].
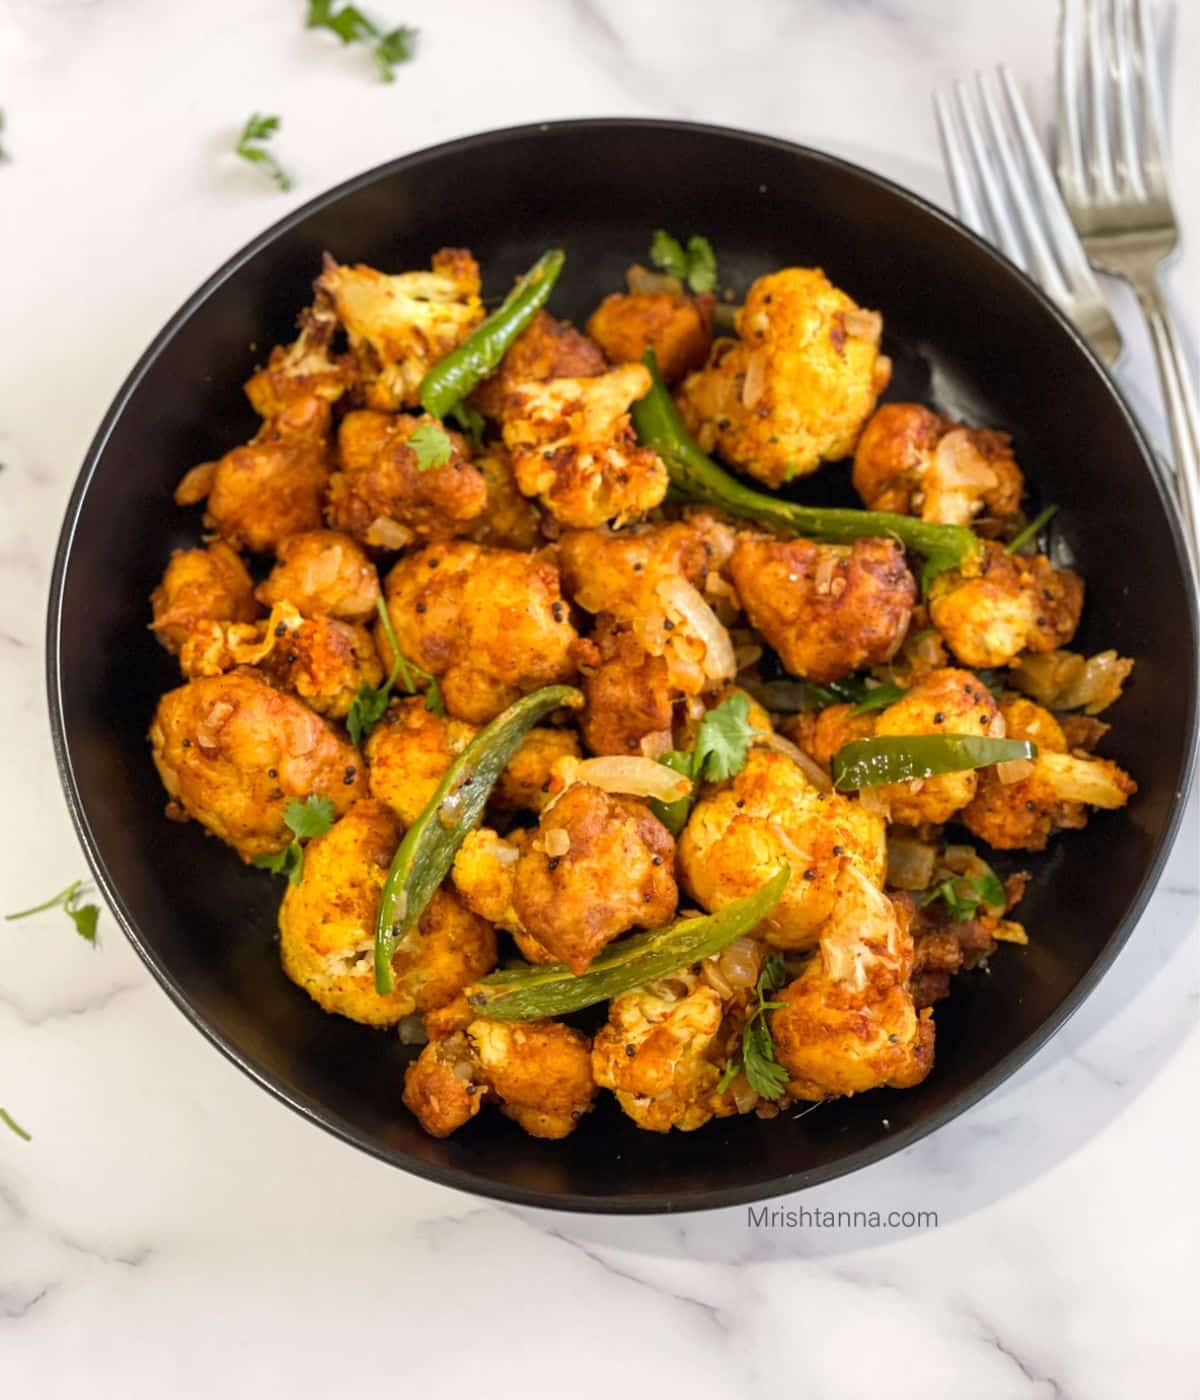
[45, 116, 1200, 1214]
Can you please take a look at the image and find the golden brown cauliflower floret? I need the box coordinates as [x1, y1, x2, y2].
[469, 445, 542, 551]
[150, 542, 259, 653]
[730, 535, 916, 684]
[500, 365, 669, 528]
[379, 541, 578, 723]
[783, 703, 876, 773]
[148, 669, 366, 861]
[452, 827, 538, 951]
[678, 747, 886, 951]
[402, 1031, 486, 1138]
[586, 286, 715, 383]
[174, 396, 332, 555]
[255, 530, 381, 622]
[512, 784, 678, 973]
[573, 615, 676, 758]
[677, 267, 891, 487]
[243, 291, 355, 418]
[278, 800, 496, 1026]
[867, 667, 1003, 827]
[929, 540, 1084, 669]
[852, 404, 1024, 526]
[467, 1019, 596, 1139]
[771, 878, 934, 1100]
[364, 695, 478, 826]
[471, 310, 607, 421]
[558, 514, 740, 695]
[327, 410, 487, 550]
[960, 696, 1136, 851]
[492, 726, 581, 813]
[316, 248, 483, 411]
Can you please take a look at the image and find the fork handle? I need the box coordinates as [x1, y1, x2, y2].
[1135, 279, 1200, 577]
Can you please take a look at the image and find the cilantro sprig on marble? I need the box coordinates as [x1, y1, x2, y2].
[306, 1, 418, 82]
[6, 879, 100, 944]
[235, 114, 293, 192]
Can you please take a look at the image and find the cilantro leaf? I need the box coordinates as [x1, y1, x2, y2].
[235, 112, 292, 192]
[307, 2, 418, 81]
[684, 235, 717, 293]
[346, 598, 444, 747]
[649, 229, 688, 280]
[374, 25, 417, 80]
[447, 399, 486, 450]
[286, 795, 337, 840]
[718, 955, 791, 1103]
[6, 879, 100, 945]
[692, 691, 755, 782]
[409, 421, 454, 471]
[0, 1108, 30, 1142]
[920, 870, 1006, 922]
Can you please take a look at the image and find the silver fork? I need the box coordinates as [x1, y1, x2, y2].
[1058, 0, 1200, 560]
[934, 67, 1123, 366]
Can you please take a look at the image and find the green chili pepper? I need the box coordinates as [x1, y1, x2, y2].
[831, 734, 1038, 791]
[631, 349, 983, 589]
[464, 866, 789, 1021]
[418, 249, 566, 420]
[1004, 504, 1059, 555]
[374, 683, 582, 993]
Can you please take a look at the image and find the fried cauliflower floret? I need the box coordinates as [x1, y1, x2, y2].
[174, 396, 332, 555]
[677, 267, 890, 487]
[593, 969, 731, 1132]
[771, 878, 934, 1099]
[783, 703, 876, 774]
[678, 747, 886, 951]
[730, 535, 916, 683]
[278, 800, 496, 1026]
[960, 696, 1136, 851]
[492, 726, 581, 812]
[452, 827, 541, 953]
[573, 615, 676, 757]
[327, 410, 487, 549]
[586, 286, 715, 383]
[150, 542, 259, 653]
[469, 444, 542, 551]
[379, 541, 578, 723]
[148, 669, 366, 861]
[500, 365, 669, 528]
[558, 514, 740, 694]
[928, 540, 1084, 669]
[471, 310, 607, 420]
[512, 784, 678, 973]
[244, 291, 355, 418]
[316, 248, 483, 411]
[402, 1031, 486, 1138]
[467, 1019, 596, 1139]
[255, 530, 381, 622]
[852, 404, 1024, 526]
[866, 667, 1003, 826]
[364, 696, 478, 827]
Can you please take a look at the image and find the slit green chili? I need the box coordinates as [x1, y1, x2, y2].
[418, 248, 566, 419]
[465, 866, 789, 1021]
[374, 683, 583, 994]
[630, 349, 983, 589]
[831, 734, 1038, 791]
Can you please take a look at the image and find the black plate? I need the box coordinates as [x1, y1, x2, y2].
[47, 119, 1198, 1212]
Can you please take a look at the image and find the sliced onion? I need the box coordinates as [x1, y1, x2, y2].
[813, 550, 840, 597]
[756, 731, 833, 793]
[493, 841, 521, 868]
[570, 755, 692, 802]
[731, 1077, 760, 1114]
[657, 577, 736, 681]
[993, 920, 1029, 945]
[196, 700, 234, 750]
[1011, 649, 1134, 715]
[542, 827, 571, 858]
[716, 936, 765, 990]
[996, 757, 1036, 784]
[626, 263, 684, 296]
[396, 1013, 428, 1045]
[934, 429, 999, 489]
[365, 516, 412, 550]
[741, 350, 767, 409]
[842, 308, 883, 344]
[302, 545, 344, 594]
[886, 834, 937, 891]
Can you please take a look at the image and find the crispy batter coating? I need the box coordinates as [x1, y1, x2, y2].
[365, 695, 478, 827]
[500, 365, 669, 528]
[678, 747, 886, 950]
[677, 267, 891, 487]
[492, 726, 581, 812]
[512, 784, 678, 973]
[929, 540, 1084, 669]
[328, 410, 487, 549]
[586, 288, 715, 383]
[452, 827, 542, 952]
[175, 396, 332, 555]
[379, 541, 578, 723]
[730, 535, 916, 683]
[467, 1019, 596, 1139]
[960, 696, 1136, 850]
[853, 404, 1024, 525]
[558, 514, 739, 694]
[150, 542, 259, 653]
[148, 668, 366, 861]
[469, 444, 542, 551]
[244, 292, 355, 418]
[316, 248, 483, 411]
[771, 879, 933, 1099]
[472, 311, 607, 420]
[255, 530, 381, 622]
[573, 615, 676, 757]
[278, 800, 496, 1026]
[401, 1031, 486, 1138]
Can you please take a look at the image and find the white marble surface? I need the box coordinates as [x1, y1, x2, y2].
[2, 0, 1198, 1394]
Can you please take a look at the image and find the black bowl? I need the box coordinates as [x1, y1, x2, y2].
[47, 119, 1198, 1212]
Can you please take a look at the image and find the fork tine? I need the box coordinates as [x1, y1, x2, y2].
[1057, 0, 1089, 203]
[1131, 0, 1168, 189]
[933, 91, 988, 237]
[1109, 0, 1145, 196]
[953, 80, 1027, 271]
[977, 70, 1074, 304]
[1085, 0, 1119, 199]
